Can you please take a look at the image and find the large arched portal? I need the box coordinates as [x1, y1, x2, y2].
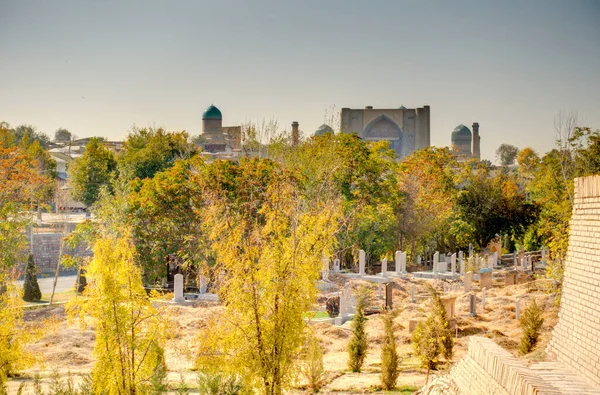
[364, 115, 403, 156]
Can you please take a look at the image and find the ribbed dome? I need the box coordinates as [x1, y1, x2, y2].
[451, 124, 472, 143]
[315, 124, 334, 136]
[202, 105, 222, 120]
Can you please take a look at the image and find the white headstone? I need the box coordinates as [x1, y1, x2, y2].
[464, 272, 472, 293]
[173, 273, 185, 303]
[520, 257, 526, 271]
[402, 251, 407, 273]
[417, 255, 422, 264]
[515, 298, 521, 320]
[459, 251, 465, 275]
[381, 258, 387, 277]
[395, 251, 402, 275]
[333, 258, 340, 272]
[487, 255, 493, 270]
[451, 253, 457, 274]
[433, 252, 439, 274]
[199, 275, 207, 294]
[359, 249, 366, 275]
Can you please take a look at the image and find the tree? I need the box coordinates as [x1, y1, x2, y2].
[22, 254, 41, 302]
[128, 158, 206, 283]
[456, 170, 538, 248]
[411, 288, 453, 383]
[348, 293, 368, 373]
[195, 158, 342, 395]
[67, 235, 168, 394]
[54, 128, 71, 143]
[68, 137, 116, 207]
[117, 127, 195, 181]
[519, 299, 544, 355]
[12, 125, 50, 149]
[380, 310, 399, 390]
[496, 144, 519, 166]
[299, 332, 327, 394]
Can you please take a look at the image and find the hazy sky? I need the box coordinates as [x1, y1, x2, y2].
[1, 0, 599, 162]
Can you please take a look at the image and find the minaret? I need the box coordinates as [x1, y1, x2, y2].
[291, 121, 299, 146]
[472, 122, 480, 160]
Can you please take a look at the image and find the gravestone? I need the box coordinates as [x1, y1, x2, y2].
[173, 273, 185, 303]
[520, 257, 526, 271]
[480, 271, 492, 289]
[199, 275, 207, 294]
[469, 243, 473, 257]
[451, 253, 457, 275]
[441, 296, 457, 319]
[395, 250, 402, 275]
[410, 284, 415, 302]
[541, 247, 547, 265]
[515, 298, 521, 320]
[505, 271, 517, 286]
[417, 255, 422, 265]
[333, 258, 340, 272]
[433, 251, 439, 274]
[464, 271, 473, 292]
[459, 251, 465, 275]
[487, 255, 494, 270]
[385, 282, 393, 309]
[469, 293, 476, 317]
[359, 249, 366, 275]
[322, 258, 330, 281]
[381, 258, 388, 277]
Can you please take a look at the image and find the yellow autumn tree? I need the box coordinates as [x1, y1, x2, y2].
[67, 234, 168, 394]
[195, 158, 342, 395]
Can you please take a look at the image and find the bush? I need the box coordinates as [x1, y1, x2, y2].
[380, 310, 399, 390]
[325, 296, 339, 318]
[411, 287, 453, 382]
[197, 372, 244, 395]
[23, 254, 41, 302]
[299, 333, 327, 393]
[519, 299, 544, 355]
[347, 294, 368, 372]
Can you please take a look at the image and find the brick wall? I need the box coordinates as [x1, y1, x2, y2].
[547, 175, 600, 386]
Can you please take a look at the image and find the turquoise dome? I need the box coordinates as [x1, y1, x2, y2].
[202, 105, 222, 120]
[451, 124, 472, 143]
[315, 124, 334, 136]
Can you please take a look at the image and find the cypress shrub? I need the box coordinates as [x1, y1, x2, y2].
[23, 254, 42, 302]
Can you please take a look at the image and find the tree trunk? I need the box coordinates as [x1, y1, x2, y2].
[49, 236, 64, 305]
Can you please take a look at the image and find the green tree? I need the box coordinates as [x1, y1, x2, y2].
[22, 254, 41, 302]
[348, 294, 368, 373]
[411, 288, 453, 382]
[68, 137, 116, 207]
[299, 332, 327, 394]
[519, 299, 544, 355]
[456, 170, 538, 248]
[118, 127, 195, 181]
[67, 235, 169, 394]
[380, 310, 399, 390]
[54, 128, 71, 143]
[12, 125, 50, 149]
[195, 158, 342, 395]
[496, 143, 520, 166]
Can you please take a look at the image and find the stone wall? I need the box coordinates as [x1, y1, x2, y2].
[27, 231, 91, 275]
[547, 175, 600, 386]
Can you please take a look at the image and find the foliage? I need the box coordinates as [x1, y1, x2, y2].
[118, 126, 195, 181]
[456, 169, 538, 248]
[519, 299, 544, 355]
[128, 158, 206, 284]
[67, 235, 169, 394]
[12, 125, 50, 149]
[380, 310, 399, 390]
[348, 294, 368, 373]
[411, 288, 453, 382]
[23, 254, 41, 302]
[325, 296, 340, 318]
[195, 158, 342, 395]
[54, 128, 72, 143]
[496, 143, 519, 166]
[68, 137, 116, 207]
[197, 372, 245, 395]
[299, 332, 327, 393]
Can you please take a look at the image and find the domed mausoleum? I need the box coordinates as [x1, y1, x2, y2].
[450, 122, 480, 160]
[315, 124, 334, 136]
[198, 105, 242, 155]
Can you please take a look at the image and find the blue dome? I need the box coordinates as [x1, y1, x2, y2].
[315, 124, 334, 136]
[202, 105, 222, 120]
[451, 124, 472, 143]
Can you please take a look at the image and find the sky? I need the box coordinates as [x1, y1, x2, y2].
[1, 0, 599, 163]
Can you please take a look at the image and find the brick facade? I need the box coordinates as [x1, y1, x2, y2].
[547, 175, 600, 386]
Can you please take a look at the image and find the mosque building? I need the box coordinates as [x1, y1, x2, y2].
[451, 122, 480, 160]
[198, 104, 242, 155]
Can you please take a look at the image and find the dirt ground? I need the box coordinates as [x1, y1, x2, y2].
[7, 270, 559, 394]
